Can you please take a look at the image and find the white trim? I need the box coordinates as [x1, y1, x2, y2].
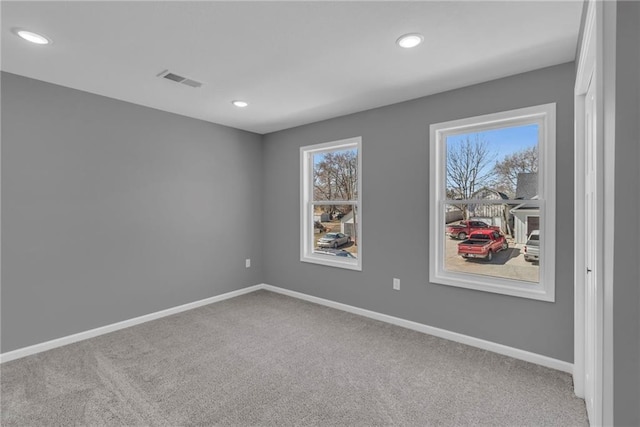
[429, 104, 556, 302]
[574, 0, 608, 424]
[0, 284, 263, 364]
[601, 1, 616, 425]
[1, 283, 572, 375]
[262, 284, 573, 374]
[573, 0, 595, 401]
[300, 136, 362, 271]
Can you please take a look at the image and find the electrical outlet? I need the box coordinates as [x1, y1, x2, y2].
[245, 259, 251, 268]
[393, 278, 400, 291]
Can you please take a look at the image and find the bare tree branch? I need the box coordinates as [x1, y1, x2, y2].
[491, 146, 538, 197]
[446, 135, 496, 218]
[313, 149, 358, 216]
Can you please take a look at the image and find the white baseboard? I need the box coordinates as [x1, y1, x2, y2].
[1, 282, 573, 375]
[0, 284, 263, 363]
[262, 284, 573, 374]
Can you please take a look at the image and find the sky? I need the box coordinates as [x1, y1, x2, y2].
[446, 123, 539, 161]
[313, 148, 357, 166]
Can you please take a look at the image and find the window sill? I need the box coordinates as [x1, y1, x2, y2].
[431, 269, 555, 302]
[301, 254, 362, 271]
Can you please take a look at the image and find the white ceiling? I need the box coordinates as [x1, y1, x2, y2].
[1, 1, 583, 134]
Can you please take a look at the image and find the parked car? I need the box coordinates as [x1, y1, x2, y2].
[317, 232, 351, 248]
[446, 220, 501, 240]
[524, 230, 540, 262]
[315, 248, 356, 258]
[457, 229, 508, 261]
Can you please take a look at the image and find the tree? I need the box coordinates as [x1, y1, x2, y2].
[446, 135, 496, 218]
[492, 146, 538, 197]
[313, 149, 358, 215]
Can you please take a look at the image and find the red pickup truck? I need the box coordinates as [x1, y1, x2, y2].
[446, 220, 501, 240]
[458, 229, 508, 261]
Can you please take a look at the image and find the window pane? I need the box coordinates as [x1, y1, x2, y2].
[446, 124, 538, 200]
[313, 148, 358, 201]
[312, 204, 358, 259]
[444, 203, 539, 283]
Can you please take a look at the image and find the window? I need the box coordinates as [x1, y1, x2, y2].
[429, 104, 556, 301]
[301, 137, 361, 270]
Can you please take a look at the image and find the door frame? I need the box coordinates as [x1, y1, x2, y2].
[574, 0, 610, 424]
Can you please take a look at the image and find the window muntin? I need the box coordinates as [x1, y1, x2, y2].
[301, 138, 361, 270]
[430, 104, 555, 301]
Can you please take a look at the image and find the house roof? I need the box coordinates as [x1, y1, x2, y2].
[510, 173, 539, 212]
[515, 173, 538, 199]
[510, 204, 540, 213]
[510, 194, 540, 213]
[341, 211, 354, 223]
[472, 187, 510, 200]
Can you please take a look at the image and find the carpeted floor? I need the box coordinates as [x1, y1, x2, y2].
[1, 290, 588, 426]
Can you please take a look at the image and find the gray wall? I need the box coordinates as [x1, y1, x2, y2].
[262, 63, 576, 362]
[612, 1, 640, 424]
[1, 72, 263, 352]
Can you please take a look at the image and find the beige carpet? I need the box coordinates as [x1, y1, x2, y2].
[1, 290, 588, 426]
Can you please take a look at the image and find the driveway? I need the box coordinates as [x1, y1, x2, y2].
[445, 236, 539, 283]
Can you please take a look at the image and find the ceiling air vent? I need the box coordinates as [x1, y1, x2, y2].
[181, 79, 202, 88]
[157, 70, 203, 88]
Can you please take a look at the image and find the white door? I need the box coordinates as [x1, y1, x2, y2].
[584, 72, 602, 424]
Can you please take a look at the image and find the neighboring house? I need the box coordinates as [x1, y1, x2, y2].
[340, 210, 356, 239]
[510, 173, 540, 244]
[313, 212, 331, 222]
[447, 187, 510, 233]
[513, 172, 538, 199]
[445, 208, 464, 224]
[510, 202, 540, 244]
[469, 188, 510, 231]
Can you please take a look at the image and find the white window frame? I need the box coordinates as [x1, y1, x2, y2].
[429, 104, 556, 301]
[300, 137, 362, 270]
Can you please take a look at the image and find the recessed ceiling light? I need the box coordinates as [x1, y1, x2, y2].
[396, 33, 423, 49]
[232, 100, 248, 108]
[13, 28, 51, 45]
